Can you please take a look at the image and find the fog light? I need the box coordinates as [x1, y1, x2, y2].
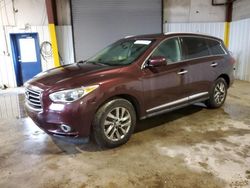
[60, 124, 72, 133]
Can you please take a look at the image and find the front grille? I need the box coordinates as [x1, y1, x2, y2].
[25, 87, 42, 111]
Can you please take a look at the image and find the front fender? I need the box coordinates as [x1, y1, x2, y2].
[92, 73, 145, 118]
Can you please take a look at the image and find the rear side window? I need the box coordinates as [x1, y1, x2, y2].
[181, 37, 210, 59]
[207, 39, 226, 55]
[151, 38, 182, 64]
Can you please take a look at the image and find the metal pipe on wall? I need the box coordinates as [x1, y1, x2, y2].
[224, 0, 233, 47]
[211, 0, 236, 47]
[45, 0, 60, 67]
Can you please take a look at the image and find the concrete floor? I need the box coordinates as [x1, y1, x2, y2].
[0, 80, 250, 188]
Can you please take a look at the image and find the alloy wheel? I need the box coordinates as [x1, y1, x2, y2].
[214, 81, 226, 105]
[104, 107, 132, 141]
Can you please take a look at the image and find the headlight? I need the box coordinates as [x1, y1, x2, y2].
[49, 85, 99, 103]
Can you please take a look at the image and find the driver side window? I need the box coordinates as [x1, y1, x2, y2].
[152, 38, 181, 64]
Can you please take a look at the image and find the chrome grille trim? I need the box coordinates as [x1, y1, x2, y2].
[25, 87, 43, 111]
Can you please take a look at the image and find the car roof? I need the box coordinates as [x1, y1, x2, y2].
[125, 32, 222, 42]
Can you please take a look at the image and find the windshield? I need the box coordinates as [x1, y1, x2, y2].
[87, 39, 153, 66]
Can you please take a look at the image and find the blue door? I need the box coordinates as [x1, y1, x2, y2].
[10, 33, 42, 86]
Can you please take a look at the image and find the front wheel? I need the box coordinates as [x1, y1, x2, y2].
[206, 77, 228, 108]
[92, 98, 136, 148]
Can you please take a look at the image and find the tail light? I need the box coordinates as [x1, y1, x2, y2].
[228, 56, 236, 71]
[229, 56, 236, 65]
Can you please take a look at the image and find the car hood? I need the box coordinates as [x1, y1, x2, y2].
[27, 63, 119, 90]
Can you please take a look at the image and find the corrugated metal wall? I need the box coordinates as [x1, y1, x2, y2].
[0, 92, 25, 119]
[0, 94, 20, 119]
[229, 18, 250, 81]
[0, 26, 16, 88]
[71, 0, 162, 61]
[164, 22, 225, 40]
[0, 26, 54, 87]
[56, 26, 74, 65]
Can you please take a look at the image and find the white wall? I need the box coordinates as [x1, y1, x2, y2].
[0, 0, 54, 87]
[55, 0, 74, 65]
[229, 18, 250, 81]
[0, 26, 16, 87]
[164, 0, 250, 23]
[163, 0, 226, 23]
[164, 22, 225, 40]
[233, 0, 250, 21]
[56, 26, 74, 64]
[0, 0, 48, 26]
[0, 0, 75, 87]
[0, 92, 24, 119]
[0, 26, 54, 87]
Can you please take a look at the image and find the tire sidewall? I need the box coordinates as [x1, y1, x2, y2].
[209, 78, 228, 108]
[93, 99, 136, 148]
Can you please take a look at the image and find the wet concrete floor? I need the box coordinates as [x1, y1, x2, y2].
[0, 80, 250, 188]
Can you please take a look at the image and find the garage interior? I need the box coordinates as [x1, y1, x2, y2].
[0, 0, 250, 187]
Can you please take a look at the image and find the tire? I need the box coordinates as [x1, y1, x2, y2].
[92, 98, 136, 148]
[206, 77, 228, 109]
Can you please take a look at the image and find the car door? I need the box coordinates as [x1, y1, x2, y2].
[141, 37, 189, 114]
[180, 36, 217, 102]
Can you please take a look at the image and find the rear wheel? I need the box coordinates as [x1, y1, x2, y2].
[206, 77, 228, 108]
[92, 98, 136, 148]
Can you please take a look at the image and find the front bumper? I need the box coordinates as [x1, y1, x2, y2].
[51, 134, 90, 144]
[25, 97, 96, 137]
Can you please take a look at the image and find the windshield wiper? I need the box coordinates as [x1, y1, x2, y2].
[77, 60, 106, 66]
[77, 60, 86, 64]
[88, 61, 109, 66]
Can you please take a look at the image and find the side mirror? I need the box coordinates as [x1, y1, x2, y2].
[147, 56, 166, 67]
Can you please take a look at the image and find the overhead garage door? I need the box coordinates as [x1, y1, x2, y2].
[71, 0, 162, 61]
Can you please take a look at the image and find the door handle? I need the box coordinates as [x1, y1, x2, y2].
[177, 70, 188, 75]
[210, 62, 218, 67]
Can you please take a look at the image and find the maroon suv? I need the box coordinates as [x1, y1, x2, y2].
[25, 33, 235, 147]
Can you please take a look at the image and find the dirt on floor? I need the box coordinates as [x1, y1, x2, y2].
[0, 80, 250, 188]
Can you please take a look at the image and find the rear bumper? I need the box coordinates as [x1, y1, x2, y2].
[229, 68, 235, 87]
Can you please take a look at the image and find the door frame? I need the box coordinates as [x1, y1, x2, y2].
[10, 32, 42, 86]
